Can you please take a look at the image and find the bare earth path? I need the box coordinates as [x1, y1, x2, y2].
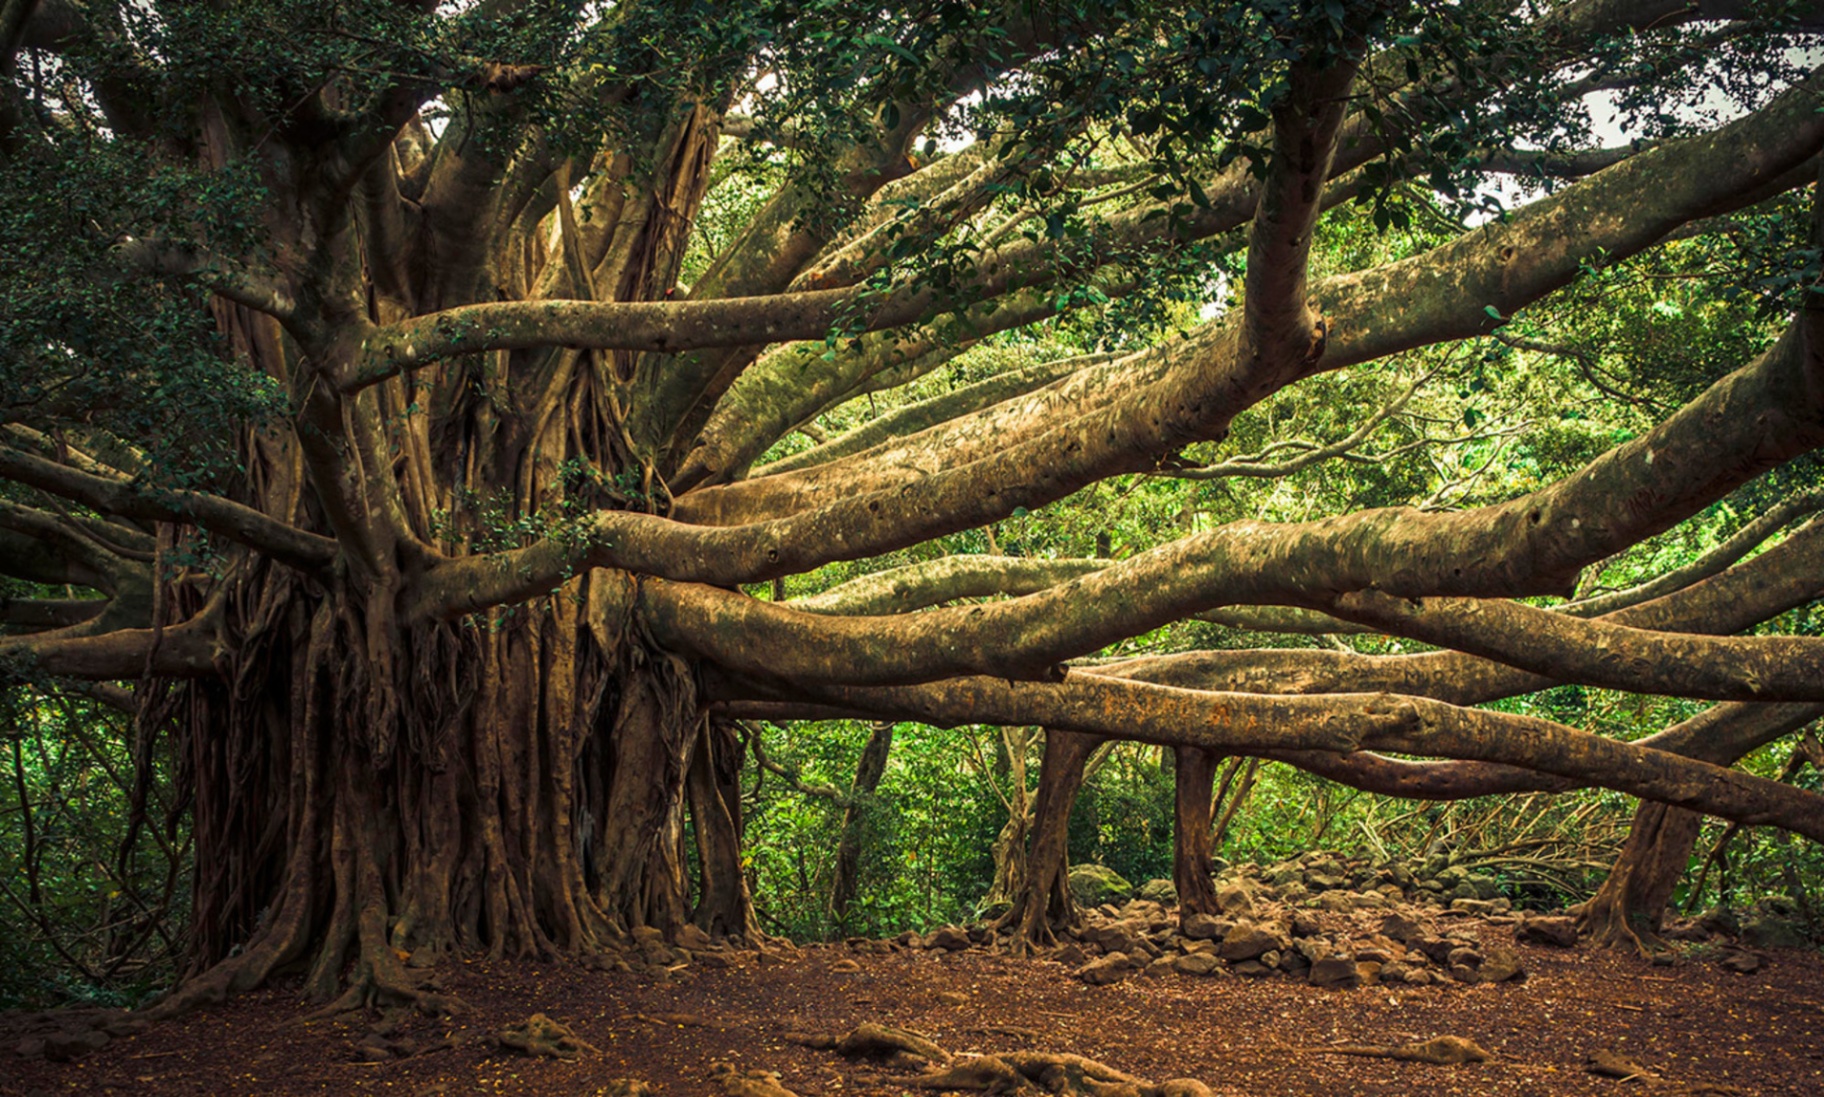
[5, 926, 1822, 1097]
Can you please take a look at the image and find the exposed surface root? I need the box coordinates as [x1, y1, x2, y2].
[1584, 1048, 1747, 1095]
[495, 1013, 599, 1060]
[1304, 1035, 1493, 1065]
[835, 1021, 952, 1065]
[821, 1023, 1214, 1096]
[710, 1062, 804, 1097]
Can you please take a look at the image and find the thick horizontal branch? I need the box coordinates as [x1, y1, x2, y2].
[787, 676, 1824, 842]
[1329, 588, 1824, 702]
[0, 615, 221, 679]
[791, 552, 1370, 634]
[0, 446, 337, 571]
[346, 284, 935, 391]
[1270, 700, 1824, 801]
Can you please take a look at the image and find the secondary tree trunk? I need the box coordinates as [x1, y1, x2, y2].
[1173, 746, 1225, 917]
[1577, 802, 1704, 949]
[1001, 729, 1103, 950]
[828, 721, 894, 924]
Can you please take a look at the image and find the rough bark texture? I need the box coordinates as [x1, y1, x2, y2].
[7, 0, 1824, 1013]
[1578, 802, 1705, 950]
[828, 722, 894, 924]
[1172, 747, 1225, 918]
[999, 731, 1103, 950]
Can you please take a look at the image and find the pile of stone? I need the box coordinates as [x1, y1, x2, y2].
[902, 849, 1583, 991]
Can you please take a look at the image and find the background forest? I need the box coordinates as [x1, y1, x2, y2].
[6, 186, 1818, 1006]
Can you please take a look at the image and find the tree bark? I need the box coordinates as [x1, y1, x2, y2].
[1001, 730, 1103, 950]
[1172, 746, 1224, 917]
[1577, 802, 1704, 949]
[828, 721, 894, 925]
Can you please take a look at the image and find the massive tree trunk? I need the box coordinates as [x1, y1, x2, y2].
[163, 561, 737, 1013]
[11, 0, 1824, 1018]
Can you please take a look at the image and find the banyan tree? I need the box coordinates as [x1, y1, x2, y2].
[3, 0, 1824, 1010]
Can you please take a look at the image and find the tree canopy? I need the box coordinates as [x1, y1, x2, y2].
[1, 0, 1823, 1011]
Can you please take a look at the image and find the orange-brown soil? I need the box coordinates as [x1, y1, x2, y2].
[4, 925, 1821, 1096]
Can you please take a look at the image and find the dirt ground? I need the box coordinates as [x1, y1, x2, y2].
[4, 923, 1822, 1097]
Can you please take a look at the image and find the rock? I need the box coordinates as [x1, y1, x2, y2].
[927, 925, 972, 951]
[600, 1081, 656, 1097]
[1174, 952, 1222, 975]
[1450, 897, 1511, 916]
[1180, 912, 1231, 941]
[1145, 955, 1178, 978]
[1077, 951, 1138, 986]
[1160, 1080, 1218, 1097]
[1138, 878, 1179, 904]
[1069, 864, 1134, 907]
[1232, 959, 1274, 977]
[42, 1029, 109, 1062]
[14, 1037, 44, 1060]
[1293, 937, 1332, 964]
[696, 951, 735, 969]
[1516, 915, 1579, 948]
[1308, 873, 1348, 891]
[1740, 915, 1809, 950]
[829, 958, 862, 973]
[1467, 874, 1503, 900]
[1215, 883, 1255, 916]
[676, 924, 715, 951]
[1309, 956, 1361, 989]
[1696, 906, 1740, 936]
[1291, 912, 1323, 938]
[1083, 919, 1152, 957]
[1318, 891, 1357, 913]
[1446, 946, 1483, 983]
[1413, 935, 1458, 965]
[1719, 950, 1763, 974]
[1258, 949, 1282, 970]
[1054, 942, 1089, 967]
[1661, 918, 1711, 943]
[1478, 946, 1525, 983]
[1218, 924, 1285, 962]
